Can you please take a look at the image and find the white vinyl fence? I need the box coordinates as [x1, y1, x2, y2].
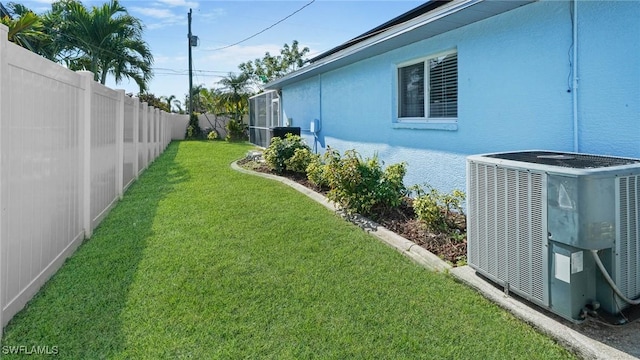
[0, 24, 189, 333]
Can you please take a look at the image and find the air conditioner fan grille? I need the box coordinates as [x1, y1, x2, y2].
[486, 151, 639, 169]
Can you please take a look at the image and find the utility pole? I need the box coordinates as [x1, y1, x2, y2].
[188, 8, 193, 115]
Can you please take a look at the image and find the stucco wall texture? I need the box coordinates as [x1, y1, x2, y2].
[280, 1, 640, 194]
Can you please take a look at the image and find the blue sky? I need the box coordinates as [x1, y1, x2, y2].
[19, 0, 424, 99]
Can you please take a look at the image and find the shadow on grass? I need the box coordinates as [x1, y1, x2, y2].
[1, 142, 189, 358]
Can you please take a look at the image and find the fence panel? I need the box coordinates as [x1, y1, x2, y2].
[147, 106, 153, 164]
[199, 114, 230, 140]
[154, 108, 160, 160]
[89, 82, 119, 229]
[1, 29, 84, 327]
[171, 113, 189, 140]
[123, 96, 136, 189]
[138, 102, 148, 174]
[0, 24, 188, 332]
[151, 109, 157, 160]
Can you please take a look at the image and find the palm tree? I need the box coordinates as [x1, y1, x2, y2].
[161, 95, 176, 112]
[217, 73, 252, 141]
[186, 84, 206, 114]
[57, 0, 153, 92]
[217, 73, 251, 122]
[173, 101, 184, 114]
[0, 5, 46, 53]
[198, 88, 225, 115]
[196, 88, 228, 133]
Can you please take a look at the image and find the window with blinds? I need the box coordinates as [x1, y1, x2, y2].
[398, 63, 425, 118]
[397, 50, 457, 121]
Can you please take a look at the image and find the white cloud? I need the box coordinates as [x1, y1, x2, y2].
[197, 8, 226, 20]
[130, 7, 175, 19]
[155, 0, 199, 8]
[146, 20, 181, 30]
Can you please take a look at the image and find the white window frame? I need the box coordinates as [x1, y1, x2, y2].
[395, 49, 458, 126]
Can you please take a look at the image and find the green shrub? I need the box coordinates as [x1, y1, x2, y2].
[323, 148, 406, 218]
[264, 134, 310, 173]
[411, 184, 465, 235]
[285, 147, 314, 174]
[207, 129, 219, 140]
[185, 114, 202, 139]
[225, 120, 248, 142]
[306, 152, 329, 189]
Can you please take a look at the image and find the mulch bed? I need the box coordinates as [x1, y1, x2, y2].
[237, 157, 467, 266]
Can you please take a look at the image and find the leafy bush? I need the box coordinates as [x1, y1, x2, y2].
[264, 134, 311, 173]
[322, 148, 407, 218]
[207, 129, 219, 140]
[411, 184, 465, 235]
[185, 114, 202, 139]
[285, 147, 314, 174]
[225, 120, 248, 142]
[306, 152, 329, 189]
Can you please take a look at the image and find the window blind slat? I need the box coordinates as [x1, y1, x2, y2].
[429, 52, 457, 118]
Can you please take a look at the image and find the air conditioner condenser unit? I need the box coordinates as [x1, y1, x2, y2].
[467, 150, 640, 323]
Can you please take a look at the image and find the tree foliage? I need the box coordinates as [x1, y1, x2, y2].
[138, 93, 170, 112]
[1, 2, 46, 53]
[2, 0, 153, 93]
[238, 40, 309, 90]
[217, 72, 251, 122]
[160, 94, 182, 113]
[56, 0, 153, 92]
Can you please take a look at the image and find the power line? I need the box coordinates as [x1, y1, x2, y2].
[206, 0, 315, 52]
[153, 67, 235, 74]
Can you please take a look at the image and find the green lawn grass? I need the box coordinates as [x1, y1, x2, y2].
[1, 141, 575, 359]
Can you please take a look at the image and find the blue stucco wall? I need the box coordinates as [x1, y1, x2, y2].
[576, 1, 640, 158]
[281, 0, 640, 194]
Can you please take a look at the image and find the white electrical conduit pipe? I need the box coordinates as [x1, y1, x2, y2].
[572, 0, 579, 152]
[591, 250, 640, 305]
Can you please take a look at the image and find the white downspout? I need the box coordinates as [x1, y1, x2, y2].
[572, 0, 579, 152]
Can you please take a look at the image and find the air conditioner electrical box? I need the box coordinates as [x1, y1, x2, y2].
[467, 150, 640, 322]
[310, 119, 319, 134]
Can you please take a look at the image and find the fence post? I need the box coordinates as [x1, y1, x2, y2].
[116, 90, 125, 199]
[141, 102, 148, 170]
[151, 108, 156, 160]
[155, 108, 160, 157]
[0, 23, 8, 335]
[166, 114, 170, 147]
[78, 71, 94, 239]
[133, 97, 139, 179]
[160, 112, 165, 150]
[164, 113, 168, 148]
[150, 108, 155, 160]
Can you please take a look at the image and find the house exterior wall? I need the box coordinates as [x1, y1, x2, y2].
[280, 0, 639, 194]
[576, 1, 640, 158]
